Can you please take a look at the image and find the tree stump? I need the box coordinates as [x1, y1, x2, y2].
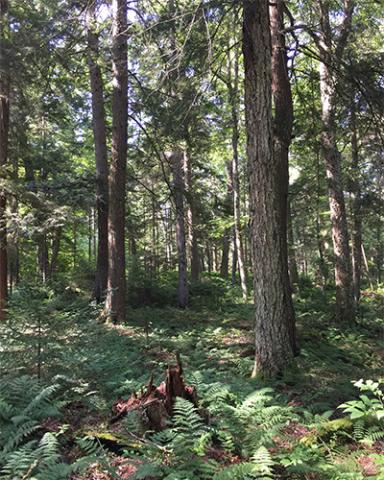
[111, 354, 197, 431]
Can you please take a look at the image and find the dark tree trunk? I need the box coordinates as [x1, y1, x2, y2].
[0, 0, 9, 320]
[317, 0, 355, 323]
[171, 151, 188, 308]
[243, 0, 294, 377]
[105, 0, 128, 323]
[86, 1, 109, 303]
[220, 231, 230, 279]
[270, 0, 297, 354]
[350, 99, 362, 305]
[49, 227, 62, 279]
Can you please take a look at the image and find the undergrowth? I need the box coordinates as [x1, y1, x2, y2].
[0, 277, 383, 479]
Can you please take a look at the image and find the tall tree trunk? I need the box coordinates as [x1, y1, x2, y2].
[86, 1, 109, 302]
[270, 0, 297, 353]
[0, 0, 9, 320]
[105, 0, 128, 323]
[350, 99, 362, 305]
[317, 0, 355, 323]
[171, 150, 188, 308]
[243, 0, 294, 378]
[220, 161, 232, 280]
[228, 45, 248, 299]
[184, 151, 199, 281]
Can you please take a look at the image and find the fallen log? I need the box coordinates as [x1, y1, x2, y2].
[111, 353, 197, 431]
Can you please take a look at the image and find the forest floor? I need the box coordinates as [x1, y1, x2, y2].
[1, 276, 383, 479]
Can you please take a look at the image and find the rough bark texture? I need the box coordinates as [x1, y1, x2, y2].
[86, 1, 109, 303]
[0, 0, 9, 321]
[171, 151, 188, 309]
[317, 0, 355, 323]
[270, 0, 297, 354]
[243, 0, 294, 378]
[105, 0, 128, 323]
[228, 45, 248, 299]
[350, 100, 362, 305]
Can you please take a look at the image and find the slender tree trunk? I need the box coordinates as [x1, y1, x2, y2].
[184, 151, 199, 280]
[38, 235, 49, 282]
[270, 0, 297, 353]
[317, 0, 355, 323]
[243, 0, 294, 378]
[228, 46, 248, 299]
[49, 227, 62, 279]
[171, 150, 188, 308]
[105, 0, 128, 323]
[350, 99, 362, 304]
[86, 1, 109, 302]
[0, 0, 9, 320]
[220, 161, 232, 280]
[287, 200, 299, 289]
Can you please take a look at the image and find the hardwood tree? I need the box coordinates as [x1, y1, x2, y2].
[105, 0, 128, 323]
[243, 0, 294, 377]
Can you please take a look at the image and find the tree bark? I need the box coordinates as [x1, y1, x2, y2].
[0, 0, 9, 320]
[171, 150, 188, 308]
[49, 227, 62, 279]
[350, 99, 362, 305]
[317, 0, 355, 323]
[243, 0, 294, 378]
[86, 1, 109, 303]
[105, 0, 128, 323]
[270, 0, 297, 354]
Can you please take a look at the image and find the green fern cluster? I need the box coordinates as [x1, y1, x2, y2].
[0, 376, 107, 480]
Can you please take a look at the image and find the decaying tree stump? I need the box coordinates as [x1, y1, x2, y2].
[111, 353, 197, 430]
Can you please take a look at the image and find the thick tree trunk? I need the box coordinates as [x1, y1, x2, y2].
[350, 100, 362, 305]
[317, 0, 355, 323]
[0, 0, 9, 320]
[105, 0, 128, 323]
[243, 0, 294, 378]
[171, 150, 188, 308]
[86, 1, 109, 303]
[270, 0, 297, 354]
[228, 46, 248, 299]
